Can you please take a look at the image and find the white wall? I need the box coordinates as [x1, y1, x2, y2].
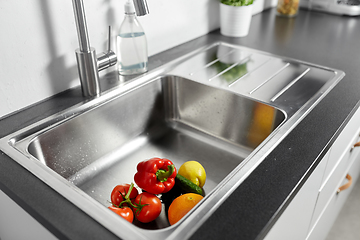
[0, 0, 220, 118]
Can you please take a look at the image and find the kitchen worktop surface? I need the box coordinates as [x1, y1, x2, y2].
[1, 8, 360, 240]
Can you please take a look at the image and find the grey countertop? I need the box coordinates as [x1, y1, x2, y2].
[1, 8, 360, 240]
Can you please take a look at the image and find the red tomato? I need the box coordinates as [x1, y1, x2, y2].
[111, 184, 138, 207]
[133, 192, 162, 223]
[108, 206, 134, 223]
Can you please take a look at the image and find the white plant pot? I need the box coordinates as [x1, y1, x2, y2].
[220, 3, 253, 37]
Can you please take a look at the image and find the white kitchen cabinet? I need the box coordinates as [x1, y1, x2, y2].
[265, 105, 360, 240]
[306, 148, 360, 240]
[264, 151, 328, 240]
[0, 190, 57, 240]
[322, 105, 360, 186]
[307, 106, 360, 240]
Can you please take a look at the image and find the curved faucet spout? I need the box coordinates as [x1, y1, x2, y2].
[133, 0, 149, 16]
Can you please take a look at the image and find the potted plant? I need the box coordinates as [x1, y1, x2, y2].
[220, 0, 254, 37]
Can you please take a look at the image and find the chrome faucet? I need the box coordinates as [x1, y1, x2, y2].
[72, 0, 149, 97]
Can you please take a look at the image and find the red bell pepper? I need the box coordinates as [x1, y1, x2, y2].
[134, 157, 176, 195]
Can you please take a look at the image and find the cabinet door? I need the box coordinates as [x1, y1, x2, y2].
[323, 106, 360, 184]
[310, 126, 360, 228]
[306, 148, 360, 240]
[264, 154, 328, 240]
[0, 190, 57, 240]
[308, 105, 360, 232]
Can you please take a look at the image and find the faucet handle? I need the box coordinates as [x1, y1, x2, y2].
[107, 25, 112, 52]
[97, 26, 117, 71]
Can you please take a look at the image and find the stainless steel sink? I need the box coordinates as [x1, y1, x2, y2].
[0, 42, 344, 239]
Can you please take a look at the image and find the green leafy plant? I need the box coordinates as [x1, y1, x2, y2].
[220, 0, 254, 6]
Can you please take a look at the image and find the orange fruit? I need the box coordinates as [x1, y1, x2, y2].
[168, 193, 203, 225]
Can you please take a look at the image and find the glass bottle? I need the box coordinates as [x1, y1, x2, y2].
[117, 1, 148, 75]
[276, 0, 300, 17]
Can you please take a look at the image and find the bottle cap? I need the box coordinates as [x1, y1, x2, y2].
[124, 1, 135, 14]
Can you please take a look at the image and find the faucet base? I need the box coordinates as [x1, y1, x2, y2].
[75, 47, 100, 97]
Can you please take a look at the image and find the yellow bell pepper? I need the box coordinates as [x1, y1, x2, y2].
[178, 161, 206, 188]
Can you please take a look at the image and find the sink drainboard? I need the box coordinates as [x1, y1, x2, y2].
[172, 43, 339, 118]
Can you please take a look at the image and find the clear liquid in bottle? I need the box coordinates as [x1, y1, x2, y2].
[117, 32, 148, 75]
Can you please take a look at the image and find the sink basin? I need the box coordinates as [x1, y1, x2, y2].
[29, 75, 285, 182]
[28, 75, 285, 229]
[0, 42, 344, 239]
